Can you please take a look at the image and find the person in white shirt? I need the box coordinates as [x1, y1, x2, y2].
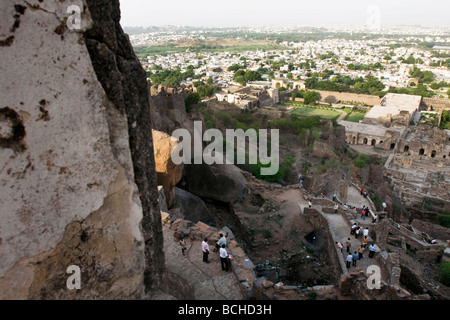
[369, 244, 376, 258]
[216, 234, 226, 250]
[346, 253, 353, 268]
[219, 244, 229, 272]
[363, 227, 369, 238]
[202, 238, 210, 263]
[334, 203, 339, 213]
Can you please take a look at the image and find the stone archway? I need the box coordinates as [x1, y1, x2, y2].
[363, 138, 368, 145]
[353, 136, 356, 145]
[419, 148, 425, 156]
[371, 139, 376, 146]
[404, 145, 409, 153]
[431, 150, 436, 158]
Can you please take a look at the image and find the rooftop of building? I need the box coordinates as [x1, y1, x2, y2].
[364, 93, 423, 120]
[339, 120, 405, 137]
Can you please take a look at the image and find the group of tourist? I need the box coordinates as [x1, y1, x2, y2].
[179, 233, 232, 273]
[335, 223, 377, 269]
[338, 239, 377, 269]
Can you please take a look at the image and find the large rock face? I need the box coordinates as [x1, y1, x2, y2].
[0, 0, 192, 299]
[172, 187, 214, 224]
[152, 130, 184, 208]
[182, 162, 247, 204]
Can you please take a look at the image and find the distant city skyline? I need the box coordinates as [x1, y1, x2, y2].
[119, 0, 450, 28]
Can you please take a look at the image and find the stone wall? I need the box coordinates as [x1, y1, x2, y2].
[315, 90, 382, 106]
[422, 97, 450, 112]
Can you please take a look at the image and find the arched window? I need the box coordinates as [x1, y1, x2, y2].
[431, 150, 436, 158]
[363, 138, 368, 145]
[371, 139, 376, 146]
[419, 148, 425, 155]
[404, 146, 409, 153]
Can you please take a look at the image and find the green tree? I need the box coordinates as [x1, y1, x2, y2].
[235, 75, 246, 86]
[438, 262, 450, 286]
[303, 91, 320, 104]
[185, 93, 200, 112]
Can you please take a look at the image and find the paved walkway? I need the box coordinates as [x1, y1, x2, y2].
[162, 223, 245, 300]
[306, 185, 383, 276]
[324, 212, 381, 275]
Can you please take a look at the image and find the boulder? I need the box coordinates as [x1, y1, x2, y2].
[339, 270, 365, 296]
[183, 162, 247, 203]
[171, 187, 213, 224]
[152, 130, 184, 207]
[312, 140, 335, 159]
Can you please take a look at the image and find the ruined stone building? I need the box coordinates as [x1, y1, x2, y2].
[363, 93, 422, 126]
[384, 127, 450, 212]
[215, 86, 279, 109]
[339, 92, 450, 215]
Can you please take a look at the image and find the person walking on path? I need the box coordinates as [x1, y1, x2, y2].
[363, 236, 368, 248]
[351, 223, 357, 235]
[219, 244, 229, 272]
[355, 226, 361, 239]
[336, 241, 343, 253]
[352, 251, 359, 267]
[368, 243, 376, 258]
[345, 238, 352, 253]
[308, 200, 312, 208]
[346, 253, 353, 269]
[202, 238, 210, 263]
[363, 227, 369, 239]
[334, 203, 339, 213]
[358, 245, 365, 259]
[179, 235, 187, 256]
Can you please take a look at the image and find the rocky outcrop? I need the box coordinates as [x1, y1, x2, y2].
[182, 163, 248, 204]
[0, 0, 192, 299]
[171, 187, 213, 224]
[152, 130, 184, 208]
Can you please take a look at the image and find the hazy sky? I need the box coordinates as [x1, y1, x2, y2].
[119, 0, 450, 27]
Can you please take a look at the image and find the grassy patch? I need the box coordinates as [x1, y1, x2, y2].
[344, 111, 366, 122]
[290, 105, 340, 120]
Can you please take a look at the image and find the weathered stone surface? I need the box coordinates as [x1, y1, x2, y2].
[339, 270, 365, 296]
[0, 0, 192, 299]
[172, 187, 213, 224]
[0, 0, 145, 298]
[183, 162, 247, 203]
[152, 130, 184, 208]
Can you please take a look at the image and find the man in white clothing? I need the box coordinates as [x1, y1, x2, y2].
[216, 233, 226, 250]
[219, 244, 229, 272]
[202, 238, 210, 263]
